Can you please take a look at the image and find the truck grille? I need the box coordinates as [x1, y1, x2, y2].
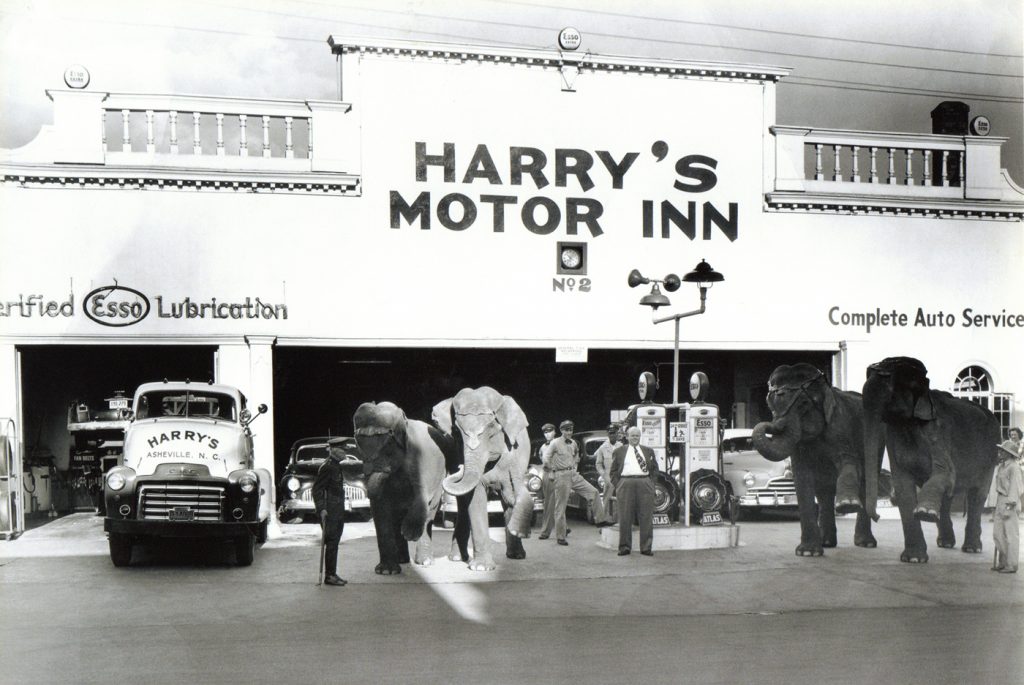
[139, 483, 225, 521]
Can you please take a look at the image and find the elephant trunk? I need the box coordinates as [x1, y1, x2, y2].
[752, 415, 799, 463]
[366, 471, 389, 499]
[442, 459, 483, 497]
[862, 375, 887, 523]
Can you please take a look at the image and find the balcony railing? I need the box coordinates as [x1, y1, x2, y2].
[768, 125, 1024, 219]
[1, 89, 359, 194]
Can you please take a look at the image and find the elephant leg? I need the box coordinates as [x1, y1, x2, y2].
[401, 494, 429, 543]
[834, 461, 864, 515]
[466, 485, 496, 571]
[370, 495, 403, 575]
[503, 504, 526, 560]
[393, 509, 410, 564]
[792, 461, 824, 556]
[961, 487, 985, 553]
[892, 469, 928, 563]
[936, 493, 956, 549]
[414, 525, 435, 567]
[818, 492, 838, 548]
[913, 425, 953, 523]
[448, 493, 471, 563]
[853, 510, 877, 548]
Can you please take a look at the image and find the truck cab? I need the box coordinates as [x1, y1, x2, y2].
[103, 381, 270, 567]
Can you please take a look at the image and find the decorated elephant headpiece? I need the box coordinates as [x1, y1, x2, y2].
[766, 364, 838, 423]
[865, 356, 934, 421]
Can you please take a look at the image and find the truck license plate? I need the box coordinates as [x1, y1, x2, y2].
[701, 511, 723, 525]
[169, 507, 195, 521]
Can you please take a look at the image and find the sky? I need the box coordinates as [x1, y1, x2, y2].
[0, 0, 1022, 181]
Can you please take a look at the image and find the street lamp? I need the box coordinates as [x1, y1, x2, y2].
[628, 259, 725, 405]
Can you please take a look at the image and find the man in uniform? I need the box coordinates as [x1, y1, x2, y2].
[992, 438, 1023, 573]
[313, 437, 349, 586]
[592, 424, 621, 527]
[538, 420, 585, 545]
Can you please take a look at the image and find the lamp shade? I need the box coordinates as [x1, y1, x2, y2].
[682, 259, 724, 285]
[638, 283, 670, 309]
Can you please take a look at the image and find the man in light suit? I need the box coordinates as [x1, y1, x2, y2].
[610, 426, 660, 556]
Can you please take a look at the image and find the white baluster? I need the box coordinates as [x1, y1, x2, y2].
[121, 110, 130, 150]
[904, 148, 914, 186]
[941, 151, 950, 186]
[216, 113, 225, 156]
[814, 144, 823, 181]
[102, 110, 107, 154]
[169, 111, 178, 154]
[239, 114, 248, 157]
[869, 147, 878, 183]
[922, 150, 932, 185]
[958, 151, 964, 187]
[832, 145, 841, 181]
[285, 116, 294, 159]
[262, 116, 271, 158]
[193, 112, 202, 155]
[145, 110, 155, 153]
[886, 148, 896, 184]
[850, 145, 860, 182]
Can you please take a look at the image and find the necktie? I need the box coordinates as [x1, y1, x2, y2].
[634, 446, 648, 473]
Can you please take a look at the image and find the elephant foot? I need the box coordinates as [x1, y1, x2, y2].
[854, 534, 877, 548]
[835, 497, 863, 515]
[507, 526, 530, 539]
[936, 537, 957, 549]
[468, 558, 496, 571]
[900, 550, 928, 563]
[414, 553, 434, 566]
[374, 561, 403, 575]
[961, 542, 983, 554]
[795, 544, 824, 557]
[821, 534, 838, 549]
[506, 548, 526, 560]
[913, 505, 939, 523]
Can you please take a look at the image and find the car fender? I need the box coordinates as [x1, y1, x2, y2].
[256, 467, 273, 522]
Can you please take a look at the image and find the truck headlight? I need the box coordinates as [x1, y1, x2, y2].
[286, 476, 300, 492]
[239, 471, 258, 493]
[107, 472, 127, 491]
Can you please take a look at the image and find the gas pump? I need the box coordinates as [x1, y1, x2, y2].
[0, 418, 24, 540]
[683, 372, 727, 526]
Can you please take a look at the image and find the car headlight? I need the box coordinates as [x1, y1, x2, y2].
[239, 471, 258, 493]
[527, 475, 541, 492]
[286, 476, 300, 492]
[107, 472, 126, 491]
[743, 472, 756, 487]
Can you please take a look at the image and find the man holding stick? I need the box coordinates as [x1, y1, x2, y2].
[313, 437, 349, 587]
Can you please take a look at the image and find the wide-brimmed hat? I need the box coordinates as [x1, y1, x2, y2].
[997, 440, 1020, 458]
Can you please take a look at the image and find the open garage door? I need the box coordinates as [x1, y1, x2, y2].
[272, 346, 833, 474]
[18, 345, 215, 516]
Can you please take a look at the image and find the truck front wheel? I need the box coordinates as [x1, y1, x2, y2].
[235, 532, 255, 566]
[109, 533, 133, 567]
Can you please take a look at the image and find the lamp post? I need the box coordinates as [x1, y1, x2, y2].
[628, 259, 725, 405]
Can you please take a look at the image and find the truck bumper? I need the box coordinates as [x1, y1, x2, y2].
[104, 518, 258, 538]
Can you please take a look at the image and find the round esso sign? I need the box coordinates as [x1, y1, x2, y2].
[969, 116, 991, 136]
[63, 65, 91, 89]
[638, 371, 657, 401]
[84, 285, 150, 327]
[558, 27, 582, 51]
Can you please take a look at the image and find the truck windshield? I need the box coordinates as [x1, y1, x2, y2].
[136, 391, 236, 421]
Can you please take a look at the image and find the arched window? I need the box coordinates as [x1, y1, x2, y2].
[951, 365, 1014, 439]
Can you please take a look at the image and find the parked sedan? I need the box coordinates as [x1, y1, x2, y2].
[276, 437, 371, 523]
[721, 428, 796, 519]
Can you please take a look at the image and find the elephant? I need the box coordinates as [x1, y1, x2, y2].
[432, 386, 532, 571]
[353, 401, 460, 575]
[751, 363, 880, 556]
[862, 357, 999, 563]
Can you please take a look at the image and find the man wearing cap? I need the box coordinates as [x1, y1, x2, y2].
[312, 438, 348, 586]
[537, 423, 559, 540]
[610, 426, 660, 556]
[538, 420, 580, 545]
[992, 436, 1023, 573]
[592, 424, 621, 527]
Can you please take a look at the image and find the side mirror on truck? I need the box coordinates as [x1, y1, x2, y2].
[241, 403, 268, 428]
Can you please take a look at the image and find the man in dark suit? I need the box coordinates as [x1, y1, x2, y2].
[312, 437, 348, 586]
[610, 426, 660, 556]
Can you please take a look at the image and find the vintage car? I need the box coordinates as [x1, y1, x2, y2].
[721, 428, 797, 519]
[276, 437, 370, 523]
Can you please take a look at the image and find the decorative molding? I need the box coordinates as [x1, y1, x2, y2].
[764, 192, 1024, 220]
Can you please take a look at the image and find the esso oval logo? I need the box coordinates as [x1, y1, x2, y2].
[84, 285, 150, 327]
[558, 27, 581, 51]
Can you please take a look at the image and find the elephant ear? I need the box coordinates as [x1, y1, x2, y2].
[393, 408, 409, 449]
[913, 389, 936, 421]
[820, 381, 837, 424]
[431, 398, 454, 435]
[495, 395, 528, 448]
